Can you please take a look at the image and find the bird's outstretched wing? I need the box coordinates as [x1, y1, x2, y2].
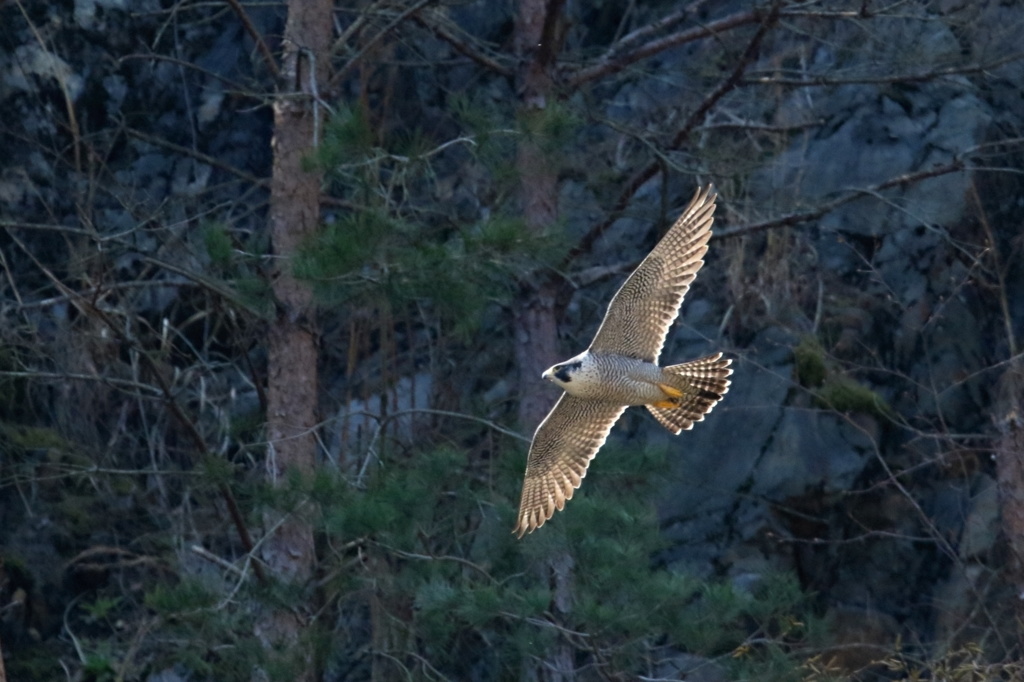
[589, 185, 716, 362]
[513, 395, 627, 538]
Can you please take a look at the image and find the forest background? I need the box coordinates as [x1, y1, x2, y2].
[2, 0, 1024, 680]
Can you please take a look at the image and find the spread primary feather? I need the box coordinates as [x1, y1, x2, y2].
[513, 185, 732, 538]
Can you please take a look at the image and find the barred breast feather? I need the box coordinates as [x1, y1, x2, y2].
[513, 185, 730, 538]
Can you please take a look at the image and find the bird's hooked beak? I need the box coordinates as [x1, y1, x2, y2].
[541, 366, 555, 381]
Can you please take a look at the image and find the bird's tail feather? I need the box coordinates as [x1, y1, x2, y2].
[647, 353, 732, 434]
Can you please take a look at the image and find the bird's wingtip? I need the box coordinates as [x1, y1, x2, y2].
[512, 518, 535, 539]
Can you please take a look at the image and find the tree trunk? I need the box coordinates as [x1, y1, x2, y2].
[255, 0, 332, 677]
[513, 0, 563, 454]
[995, 359, 1024, 652]
[514, 276, 560, 430]
[513, 1, 575, 681]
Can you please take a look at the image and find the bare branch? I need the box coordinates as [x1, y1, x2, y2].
[677, 4, 779, 137]
[600, 0, 709, 62]
[412, 9, 514, 77]
[124, 126, 357, 211]
[713, 157, 969, 241]
[566, 8, 765, 88]
[125, 127, 268, 188]
[700, 117, 824, 133]
[2, 227, 266, 584]
[118, 53, 252, 93]
[742, 51, 1024, 87]
[564, 3, 780, 268]
[0, 370, 164, 396]
[15, 0, 83, 175]
[970, 180, 1017, 357]
[140, 255, 261, 315]
[332, 0, 434, 88]
[0, 218, 263, 316]
[374, 541, 499, 583]
[224, 0, 280, 80]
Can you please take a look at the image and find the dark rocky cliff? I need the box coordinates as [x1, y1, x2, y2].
[2, 0, 1024, 679]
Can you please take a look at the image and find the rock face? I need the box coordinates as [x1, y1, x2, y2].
[760, 89, 990, 238]
[643, 5, 1020, 657]
[1, 0, 1023, 676]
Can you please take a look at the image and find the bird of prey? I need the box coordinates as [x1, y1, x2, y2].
[513, 185, 732, 538]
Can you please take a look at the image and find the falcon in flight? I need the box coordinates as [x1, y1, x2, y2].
[513, 185, 732, 538]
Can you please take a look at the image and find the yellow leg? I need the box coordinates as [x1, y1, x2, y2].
[657, 382, 684, 398]
[653, 383, 684, 409]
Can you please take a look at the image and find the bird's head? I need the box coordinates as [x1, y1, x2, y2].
[542, 358, 584, 388]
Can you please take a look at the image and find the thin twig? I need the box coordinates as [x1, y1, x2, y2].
[713, 156, 968, 240]
[373, 542, 499, 583]
[191, 544, 245, 576]
[124, 127, 267, 188]
[566, 8, 764, 88]
[0, 370, 163, 396]
[969, 179, 1017, 357]
[118, 52, 251, 92]
[597, 0, 709, 63]
[224, 0, 280, 80]
[14, 0, 82, 175]
[3, 228, 267, 584]
[565, 3, 780, 267]
[332, 0, 433, 87]
[351, 406, 530, 487]
[741, 51, 1024, 87]
[411, 11, 514, 77]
